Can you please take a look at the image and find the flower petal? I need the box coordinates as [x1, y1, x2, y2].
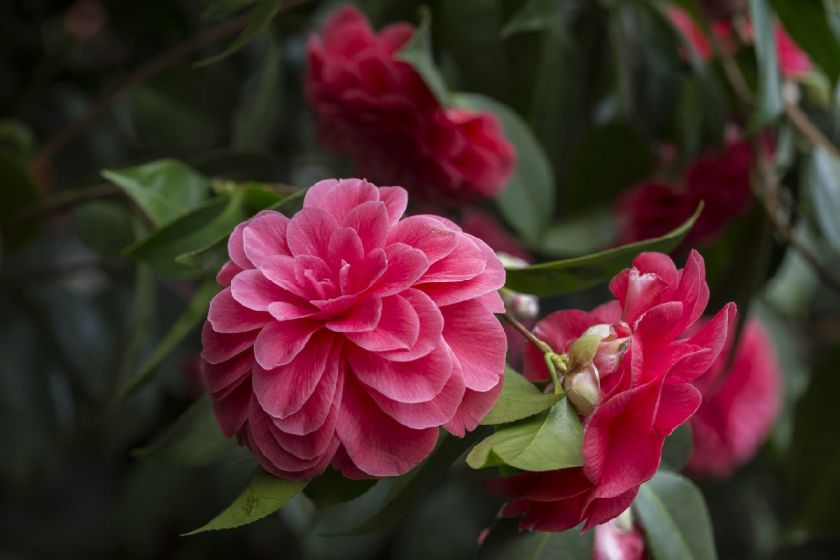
[253, 319, 322, 369]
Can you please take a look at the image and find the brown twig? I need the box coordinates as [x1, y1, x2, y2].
[784, 99, 840, 159]
[751, 146, 840, 294]
[498, 313, 554, 354]
[3, 183, 123, 234]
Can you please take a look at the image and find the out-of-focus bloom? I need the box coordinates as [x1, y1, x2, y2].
[305, 5, 515, 202]
[201, 178, 507, 480]
[615, 139, 754, 246]
[687, 318, 781, 477]
[487, 251, 736, 531]
[593, 509, 645, 560]
[667, 7, 811, 79]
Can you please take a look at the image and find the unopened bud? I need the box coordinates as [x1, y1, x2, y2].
[564, 362, 601, 416]
[508, 292, 539, 320]
[614, 507, 635, 533]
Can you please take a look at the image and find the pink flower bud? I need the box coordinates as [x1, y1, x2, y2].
[564, 362, 601, 416]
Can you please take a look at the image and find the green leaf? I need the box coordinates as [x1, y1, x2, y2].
[346, 431, 482, 534]
[770, 0, 840, 83]
[748, 0, 783, 127]
[539, 208, 616, 257]
[633, 471, 717, 560]
[73, 201, 136, 257]
[467, 398, 583, 471]
[232, 38, 283, 150]
[115, 281, 219, 401]
[453, 93, 555, 244]
[564, 123, 655, 210]
[0, 151, 40, 247]
[481, 366, 563, 426]
[303, 468, 378, 509]
[661, 423, 694, 472]
[396, 6, 449, 106]
[501, 0, 580, 37]
[102, 159, 210, 227]
[184, 472, 307, 534]
[196, 0, 282, 67]
[806, 147, 840, 256]
[504, 203, 702, 296]
[132, 396, 234, 467]
[477, 518, 593, 560]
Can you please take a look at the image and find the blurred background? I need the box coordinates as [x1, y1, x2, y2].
[1, 0, 840, 558]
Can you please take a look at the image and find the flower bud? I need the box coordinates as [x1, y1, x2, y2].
[498, 254, 539, 321]
[564, 362, 601, 416]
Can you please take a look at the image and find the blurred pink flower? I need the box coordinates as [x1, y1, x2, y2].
[593, 515, 645, 560]
[201, 178, 507, 480]
[487, 251, 736, 531]
[305, 5, 515, 202]
[687, 318, 781, 477]
[667, 6, 811, 79]
[616, 139, 754, 246]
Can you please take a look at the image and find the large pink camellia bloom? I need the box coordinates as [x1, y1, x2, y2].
[616, 139, 754, 246]
[486, 251, 736, 531]
[687, 318, 781, 477]
[305, 5, 515, 202]
[201, 178, 507, 480]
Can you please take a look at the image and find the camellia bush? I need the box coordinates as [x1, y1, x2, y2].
[3, 0, 840, 558]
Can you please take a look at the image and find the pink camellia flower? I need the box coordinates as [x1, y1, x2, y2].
[305, 5, 515, 202]
[486, 251, 736, 531]
[616, 139, 754, 246]
[667, 6, 811, 79]
[593, 512, 645, 560]
[201, 178, 507, 480]
[687, 318, 781, 477]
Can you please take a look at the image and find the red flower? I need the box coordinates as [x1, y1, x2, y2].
[487, 251, 736, 531]
[616, 139, 754, 246]
[667, 6, 811, 79]
[201, 178, 506, 480]
[687, 318, 781, 477]
[305, 5, 515, 202]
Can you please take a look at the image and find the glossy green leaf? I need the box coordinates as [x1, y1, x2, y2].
[806, 147, 840, 255]
[132, 396, 233, 467]
[102, 159, 210, 227]
[453, 92, 555, 244]
[396, 7, 449, 105]
[565, 123, 655, 210]
[125, 194, 243, 277]
[633, 471, 717, 560]
[771, 0, 840, 83]
[303, 468, 378, 509]
[184, 472, 307, 534]
[114, 281, 219, 401]
[477, 518, 593, 560]
[468, 398, 583, 471]
[481, 366, 563, 426]
[504, 203, 702, 296]
[661, 423, 694, 472]
[197, 0, 282, 66]
[748, 0, 783, 127]
[346, 431, 482, 534]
